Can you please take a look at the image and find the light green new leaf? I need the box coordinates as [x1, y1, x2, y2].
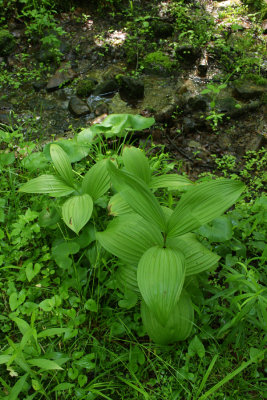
[19, 175, 75, 197]
[122, 146, 151, 184]
[108, 160, 166, 231]
[137, 246, 185, 325]
[62, 194, 93, 234]
[141, 290, 194, 344]
[82, 159, 110, 200]
[150, 174, 193, 190]
[50, 144, 74, 186]
[96, 214, 163, 265]
[167, 233, 220, 276]
[28, 358, 63, 370]
[108, 192, 133, 216]
[167, 179, 244, 237]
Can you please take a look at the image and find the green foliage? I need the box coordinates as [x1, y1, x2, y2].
[0, 29, 16, 55]
[142, 51, 176, 74]
[76, 79, 96, 98]
[201, 83, 227, 131]
[0, 112, 265, 398]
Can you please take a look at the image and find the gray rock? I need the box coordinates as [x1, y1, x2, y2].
[118, 76, 144, 102]
[216, 96, 239, 113]
[46, 62, 76, 91]
[175, 45, 201, 64]
[0, 29, 16, 56]
[155, 104, 176, 122]
[233, 81, 267, 100]
[68, 96, 90, 116]
[151, 21, 174, 39]
[187, 95, 209, 111]
[93, 79, 119, 96]
[182, 117, 197, 132]
[33, 81, 47, 92]
[76, 78, 97, 97]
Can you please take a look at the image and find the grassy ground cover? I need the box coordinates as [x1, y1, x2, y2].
[0, 116, 266, 399]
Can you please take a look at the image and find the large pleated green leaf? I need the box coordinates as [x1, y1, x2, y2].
[19, 175, 75, 197]
[167, 233, 220, 276]
[82, 159, 110, 200]
[137, 246, 185, 325]
[62, 194, 93, 234]
[122, 146, 151, 184]
[116, 264, 139, 294]
[167, 179, 244, 237]
[107, 160, 166, 231]
[108, 192, 133, 216]
[150, 174, 193, 190]
[141, 290, 194, 344]
[96, 214, 163, 265]
[50, 144, 74, 186]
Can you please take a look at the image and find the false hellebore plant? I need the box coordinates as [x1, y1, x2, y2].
[19, 143, 110, 234]
[19, 140, 244, 345]
[97, 147, 244, 345]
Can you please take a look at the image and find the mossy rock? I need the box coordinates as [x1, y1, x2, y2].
[151, 21, 174, 39]
[0, 30, 16, 56]
[76, 79, 97, 97]
[142, 51, 176, 76]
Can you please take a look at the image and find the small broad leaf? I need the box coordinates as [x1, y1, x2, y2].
[74, 354, 95, 370]
[21, 152, 49, 172]
[122, 146, 151, 184]
[84, 299, 98, 312]
[198, 215, 233, 242]
[39, 205, 60, 227]
[25, 262, 42, 282]
[167, 179, 244, 237]
[52, 241, 80, 269]
[141, 290, 194, 345]
[62, 194, 93, 234]
[50, 144, 74, 186]
[0, 152, 15, 168]
[188, 335, 205, 358]
[9, 291, 26, 311]
[28, 358, 63, 370]
[137, 246, 185, 325]
[118, 290, 138, 309]
[167, 233, 220, 276]
[19, 175, 75, 197]
[96, 214, 163, 265]
[108, 160, 166, 231]
[150, 174, 192, 190]
[82, 160, 110, 200]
